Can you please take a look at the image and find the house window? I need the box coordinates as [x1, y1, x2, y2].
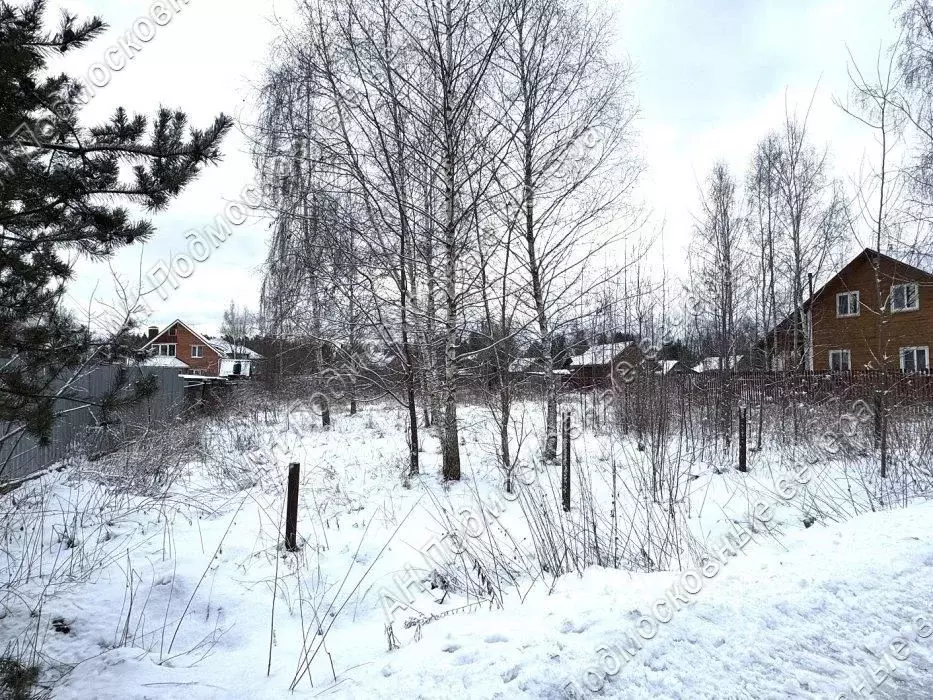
[891, 283, 919, 312]
[836, 291, 860, 317]
[154, 344, 176, 357]
[829, 349, 851, 372]
[191, 345, 204, 358]
[900, 346, 929, 372]
[167, 325, 177, 337]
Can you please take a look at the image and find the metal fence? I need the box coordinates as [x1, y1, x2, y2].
[0, 364, 188, 483]
[555, 369, 933, 405]
[684, 370, 933, 411]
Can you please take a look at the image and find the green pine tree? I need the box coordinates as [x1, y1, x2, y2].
[0, 1, 232, 443]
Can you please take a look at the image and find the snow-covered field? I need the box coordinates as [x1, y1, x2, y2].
[1, 400, 931, 699]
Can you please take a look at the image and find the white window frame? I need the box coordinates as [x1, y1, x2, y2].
[828, 349, 851, 372]
[836, 291, 860, 318]
[900, 346, 929, 373]
[154, 343, 176, 357]
[191, 345, 204, 358]
[890, 283, 920, 312]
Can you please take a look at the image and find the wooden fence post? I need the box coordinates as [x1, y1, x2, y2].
[313, 393, 331, 429]
[561, 412, 571, 512]
[285, 462, 300, 551]
[738, 408, 748, 473]
[880, 417, 888, 479]
[873, 392, 882, 450]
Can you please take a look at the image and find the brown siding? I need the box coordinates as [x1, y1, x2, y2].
[809, 255, 933, 371]
[568, 345, 645, 389]
[149, 323, 222, 375]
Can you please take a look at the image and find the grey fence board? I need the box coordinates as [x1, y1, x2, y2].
[0, 364, 187, 483]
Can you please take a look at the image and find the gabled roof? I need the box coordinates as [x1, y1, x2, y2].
[658, 359, 688, 375]
[139, 319, 217, 353]
[571, 342, 633, 368]
[693, 355, 744, 373]
[508, 356, 541, 373]
[207, 339, 263, 360]
[138, 320, 263, 360]
[769, 248, 933, 336]
[812, 247, 933, 304]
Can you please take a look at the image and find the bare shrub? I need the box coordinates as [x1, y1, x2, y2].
[0, 642, 42, 700]
[77, 419, 204, 496]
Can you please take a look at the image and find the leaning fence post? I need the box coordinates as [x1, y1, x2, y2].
[561, 412, 571, 512]
[285, 462, 300, 551]
[738, 408, 748, 473]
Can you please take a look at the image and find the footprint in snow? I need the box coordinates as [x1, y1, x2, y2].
[442, 643, 461, 653]
[484, 633, 508, 643]
[559, 619, 590, 634]
[453, 651, 478, 666]
[501, 665, 520, 683]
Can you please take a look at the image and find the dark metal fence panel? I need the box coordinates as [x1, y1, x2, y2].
[0, 364, 187, 482]
[556, 369, 933, 406]
[691, 370, 933, 410]
[554, 369, 933, 437]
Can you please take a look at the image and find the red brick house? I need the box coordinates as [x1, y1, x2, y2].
[768, 248, 933, 372]
[138, 319, 262, 377]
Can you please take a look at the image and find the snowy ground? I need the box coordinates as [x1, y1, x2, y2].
[1, 400, 930, 699]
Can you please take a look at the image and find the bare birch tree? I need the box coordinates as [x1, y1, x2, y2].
[406, 0, 513, 480]
[773, 107, 845, 370]
[898, 0, 933, 257]
[837, 40, 915, 475]
[251, 0, 641, 479]
[747, 133, 785, 371]
[838, 43, 911, 368]
[494, 0, 641, 460]
[690, 162, 745, 442]
[220, 301, 257, 358]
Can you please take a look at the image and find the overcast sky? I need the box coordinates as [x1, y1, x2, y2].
[52, 0, 898, 335]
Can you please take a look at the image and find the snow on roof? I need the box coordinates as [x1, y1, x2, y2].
[693, 355, 745, 373]
[508, 357, 540, 373]
[207, 339, 263, 359]
[571, 342, 633, 367]
[658, 360, 682, 375]
[140, 356, 190, 368]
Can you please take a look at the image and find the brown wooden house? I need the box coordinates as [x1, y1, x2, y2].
[768, 248, 933, 372]
[568, 342, 644, 389]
